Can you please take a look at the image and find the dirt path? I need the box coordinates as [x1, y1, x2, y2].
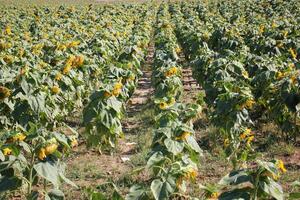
[64, 43, 155, 199]
[178, 53, 201, 103]
[122, 44, 154, 133]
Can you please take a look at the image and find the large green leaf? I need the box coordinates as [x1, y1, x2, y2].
[164, 138, 184, 155]
[259, 179, 284, 200]
[0, 175, 22, 192]
[34, 161, 60, 187]
[126, 185, 148, 200]
[150, 177, 175, 200]
[219, 170, 251, 185]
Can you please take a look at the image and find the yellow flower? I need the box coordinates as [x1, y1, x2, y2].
[288, 63, 295, 70]
[277, 160, 287, 173]
[66, 55, 76, 66]
[45, 143, 58, 155]
[164, 66, 178, 77]
[55, 72, 63, 81]
[71, 139, 78, 148]
[3, 147, 12, 156]
[223, 138, 230, 147]
[12, 133, 26, 142]
[3, 55, 14, 64]
[185, 167, 198, 180]
[242, 71, 249, 78]
[0, 86, 11, 100]
[175, 47, 181, 53]
[67, 40, 80, 48]
[176, 132, 191, 141]
[240, 128, 252, 139]
[114, 82, 123, 90]
[38, 148, 47, 160]
[57, 44, 67, 51]
[259, 24, 265, 34]
[271, 21, 277, 28]
[4, 25, 12, 35]
[112, 82, 123, 96]
[289, 48, 297, 59]
[18, 48, 24, 57]
[159, 102, 168, 110]
[74, 55, 84, 67]
[290, 75, 297, 85]
[276, 71, 285, 80]
[51, 86, 61, 94]
[209, 192, 219, 199]
[276, 42, 283, 48]
[283, 30, 288, 38]
[244, 99, 255, 109]
[246, 135, 254, 145]
[63, 64, 72, 75]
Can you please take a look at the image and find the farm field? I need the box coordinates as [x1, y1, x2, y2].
[0, 0, 299, 199]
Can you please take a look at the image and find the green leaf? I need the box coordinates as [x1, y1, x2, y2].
[185, 135, 202, 154]
[289, 192, 300, 199]
[47, 189, 65, 200]
[164, 138, 184, 155]
[126, 185, 148, 200]
[107, 96, 123, 113]
[219, 188, 251, 200]
[147, 152, 164, 169]
[219, 170, 251, 186]
[34, 161, 60, 187]
[259, 179, 284, 200]
[151, 178, 175, 200]
[0, 175, 22, 192]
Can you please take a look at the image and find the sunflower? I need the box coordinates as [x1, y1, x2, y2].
[289, 48, 297, 59]
[277, 160, 287, 173]
[45, 143, 58, 155]
[246, 135, 254, 145]
[185, 167, 198, 180]
[74, 55, 84, 67]
[5, 25, 12, 35]
[55, 72, 63, 81]
[38, 148, 47, 160]
[67, 40, 80, 48]
[176, 132, 191, 141]
[0, 86, 11, 100]
[240, 128, 252, 139]
[259, 24, 265, 34]
[71, 138, 78, 148]
[159, 102, 168, 110]
[51, 86, 61, 94]
[3, 55, 14, 64]
[3, 147, 12, 156]
[223, 138, 230, 147]
[10, 133, 26, 142]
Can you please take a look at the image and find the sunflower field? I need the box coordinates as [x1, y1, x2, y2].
[0, 0, 299, 199]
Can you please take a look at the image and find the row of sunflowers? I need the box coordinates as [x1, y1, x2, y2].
[127, 3, 203, 200]
[170, 0, 299, 199]
[0, 3, 157, 199]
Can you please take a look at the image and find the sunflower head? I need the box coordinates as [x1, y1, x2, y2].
[51, 86, 61, 94]
[3, 147, 12, 156]
[277, 160, 287, 173]
[0, 86, 11, 100]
